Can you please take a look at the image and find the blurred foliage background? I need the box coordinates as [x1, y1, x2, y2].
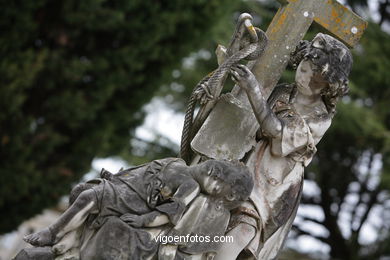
[0, 0, 237, 234]
[0, 0, 389, 259]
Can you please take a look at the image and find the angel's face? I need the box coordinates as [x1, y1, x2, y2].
[295, 60, 327, 94]
[295, 59, 315, 95]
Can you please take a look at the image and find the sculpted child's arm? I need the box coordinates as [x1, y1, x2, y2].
[164, 161, 201, 206]
[151, 179, 200, 226]
[144, 212, 170, 227]
[171, 179, 200, 206]
[120, 179, 200, 227]
[120, 211, 169, 227]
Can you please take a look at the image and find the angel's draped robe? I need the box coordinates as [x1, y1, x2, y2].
[231, 83, 332, 259]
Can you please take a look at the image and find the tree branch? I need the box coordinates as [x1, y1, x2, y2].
[300, 215, 325, 226]
[292, 224, 330, 244]
[379, 0, 389, 26]
[350, 152, 374, 228]
[350, 181, 367, 230]
[301, 195, 321, 205]
[354, 187, 381, 235]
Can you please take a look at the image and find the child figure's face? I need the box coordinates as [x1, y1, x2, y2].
[192, 160, 254, 210]
[196, 161, 231, 197]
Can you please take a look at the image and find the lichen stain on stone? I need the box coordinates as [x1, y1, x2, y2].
[270, 9, 288, 36]
[331, 8, 342, 24]
[315, 17, 330, 30]
[278, 12, 287, 28]
[313, 2, 367, 47]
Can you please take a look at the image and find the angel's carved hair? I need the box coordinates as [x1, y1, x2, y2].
[290, 33, 353, 114]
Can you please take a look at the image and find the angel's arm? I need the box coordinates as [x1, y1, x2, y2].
[230, 64, 282, 138]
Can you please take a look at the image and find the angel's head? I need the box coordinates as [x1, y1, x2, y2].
[294, 33, 353, 113]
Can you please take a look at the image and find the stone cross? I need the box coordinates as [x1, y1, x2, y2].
[250, 0, 367, 99]
[191, 0, 367, 161]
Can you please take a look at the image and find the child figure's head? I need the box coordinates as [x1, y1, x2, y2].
[193, 159, 253, 209]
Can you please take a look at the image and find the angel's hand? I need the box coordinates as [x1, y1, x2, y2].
[289, 40, 310, 68]
[230, 64, 257, 91]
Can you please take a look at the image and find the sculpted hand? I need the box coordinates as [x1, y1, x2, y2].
[120, 213, 144, 228]
[230, 64, 257, 91]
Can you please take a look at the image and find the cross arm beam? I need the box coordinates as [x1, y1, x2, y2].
[314, 0, 367, 47]
[248, 0, 367, 98]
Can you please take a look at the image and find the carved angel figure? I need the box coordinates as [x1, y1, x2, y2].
[214, 33, 353, 259]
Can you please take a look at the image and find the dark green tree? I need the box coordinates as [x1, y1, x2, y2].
[0, 0, 238, 233]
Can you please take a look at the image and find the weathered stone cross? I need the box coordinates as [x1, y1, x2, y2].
[190, 0, 367, 161]
[251, 0, 367, 98]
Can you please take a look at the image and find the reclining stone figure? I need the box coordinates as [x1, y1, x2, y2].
[20, 158, 253, 260]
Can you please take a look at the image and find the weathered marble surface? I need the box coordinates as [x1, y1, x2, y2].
[213, 33, 353, 260]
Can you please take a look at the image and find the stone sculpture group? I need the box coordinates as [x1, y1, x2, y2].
[16, 5, 365, 260]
